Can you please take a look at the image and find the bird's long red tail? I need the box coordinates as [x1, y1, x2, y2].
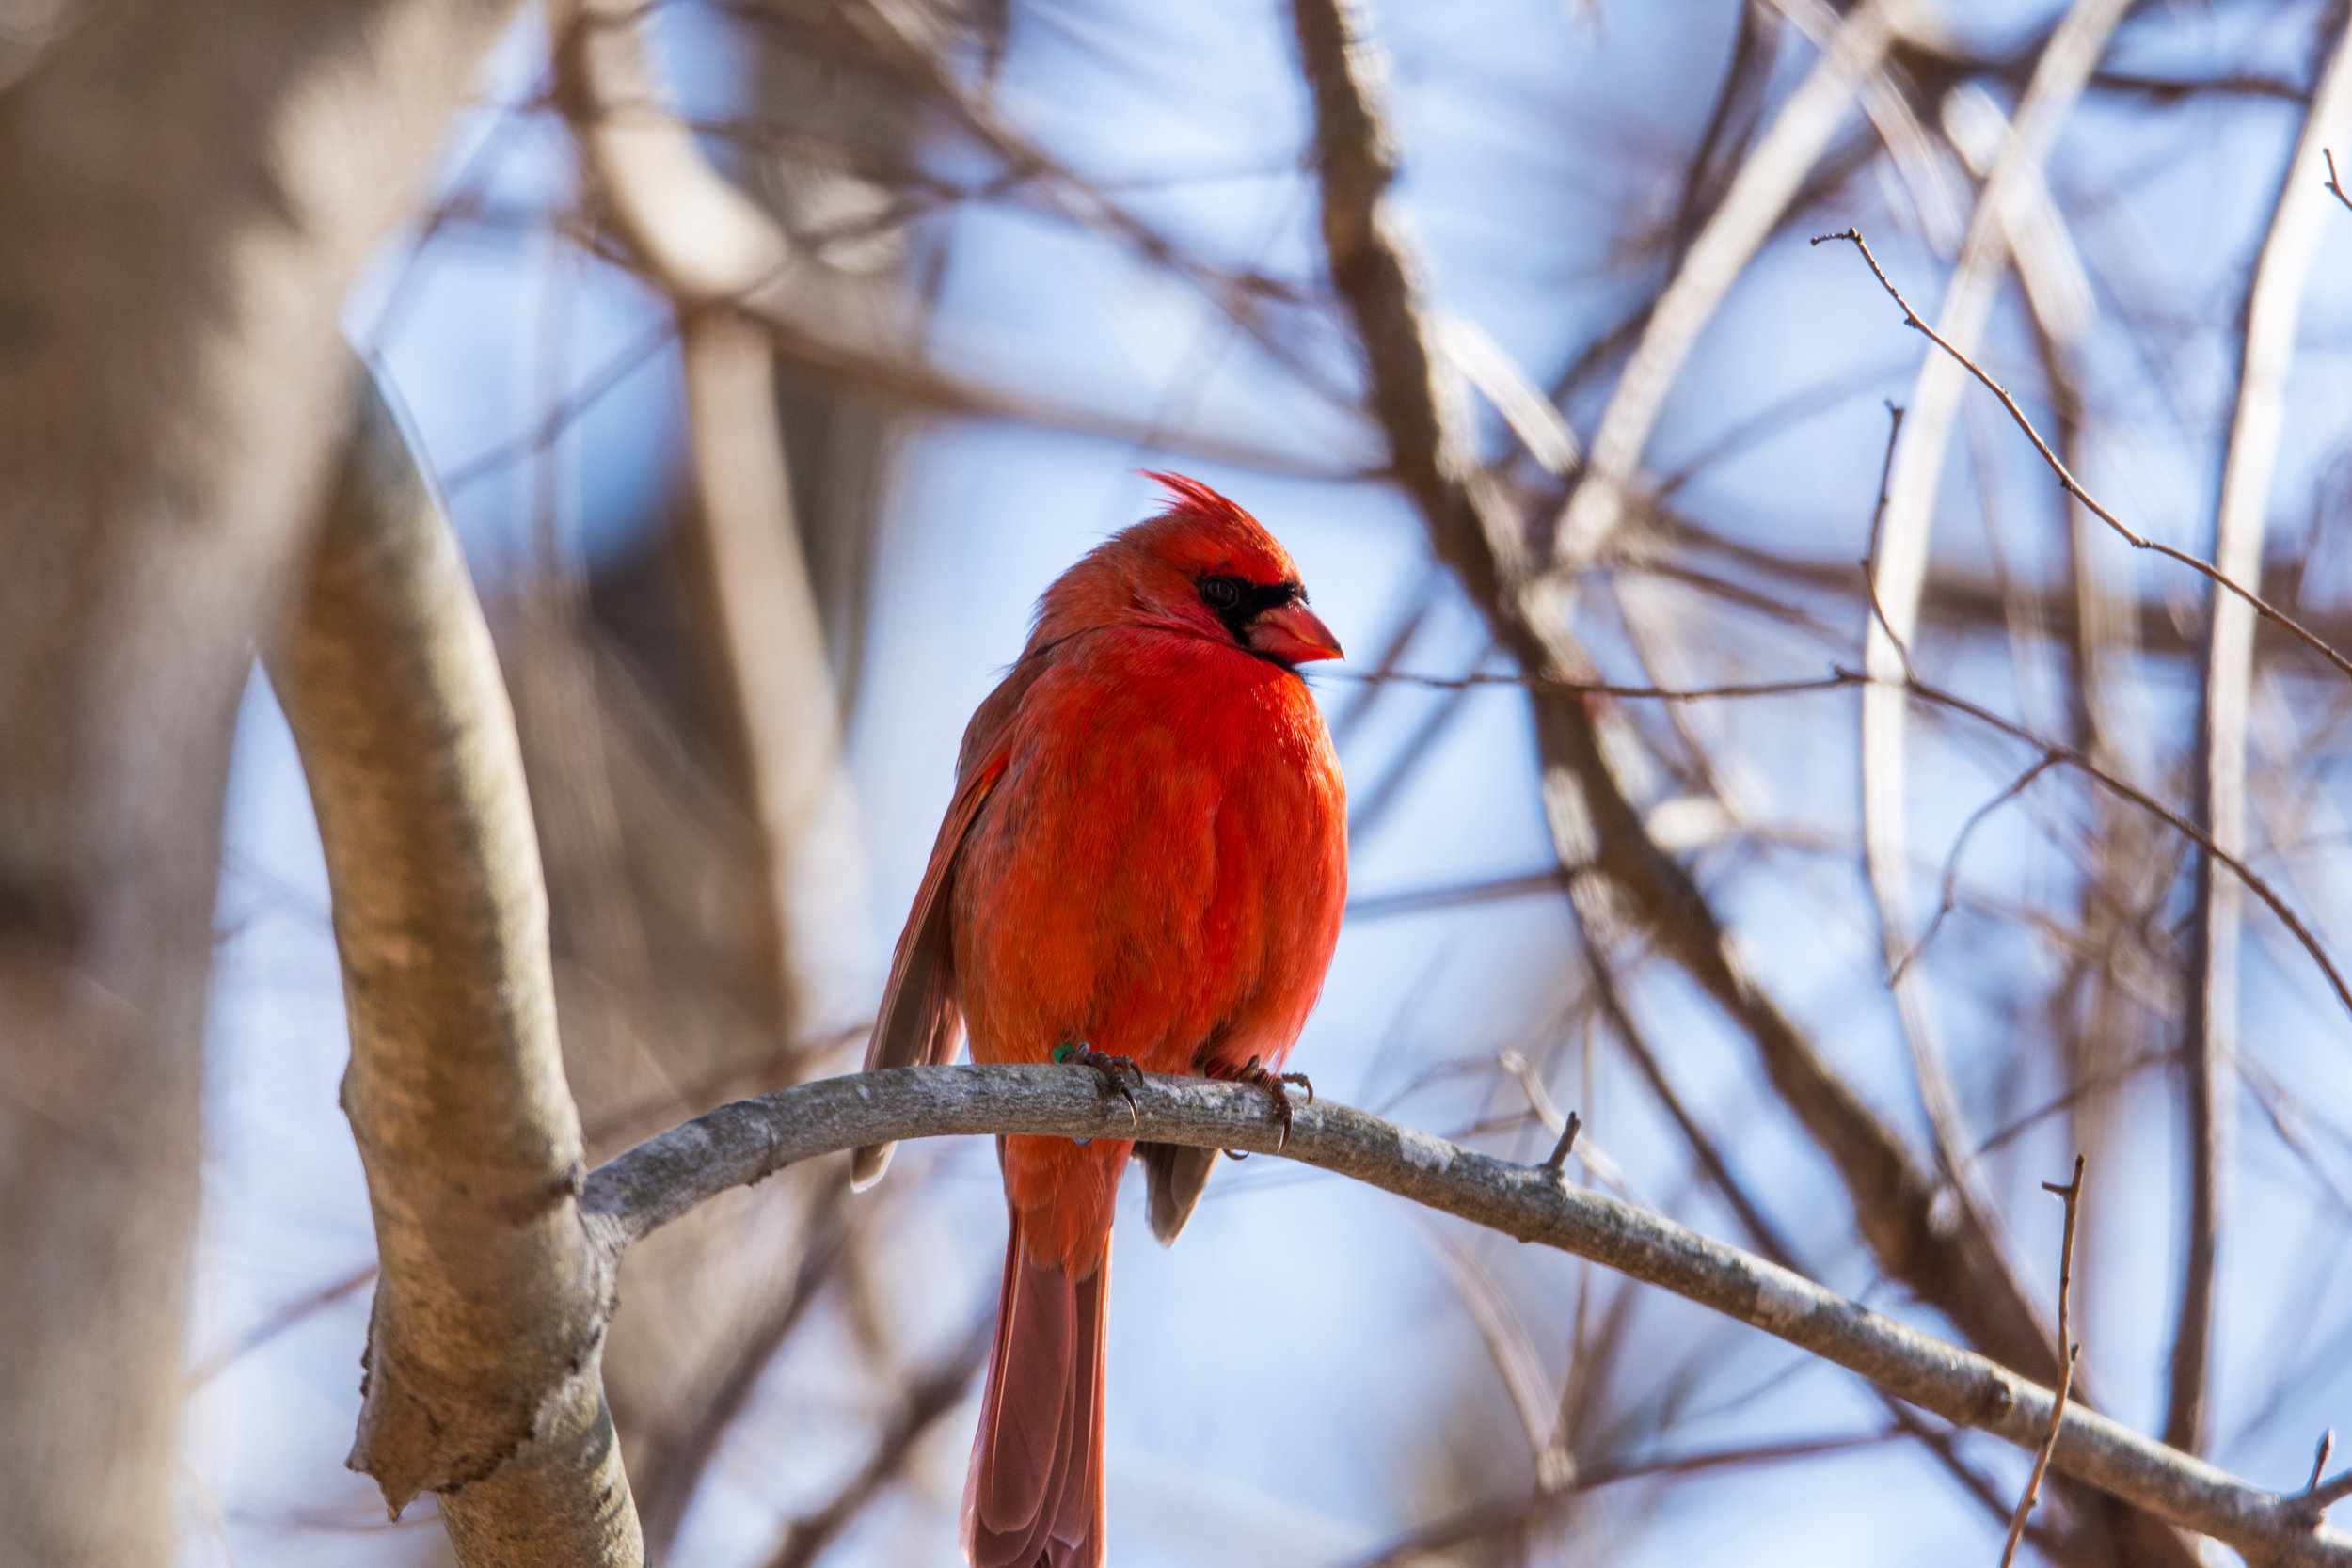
[962, 1209, 1109, 1568]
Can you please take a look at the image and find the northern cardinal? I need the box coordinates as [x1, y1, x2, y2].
[850, 474, 1348, 1567]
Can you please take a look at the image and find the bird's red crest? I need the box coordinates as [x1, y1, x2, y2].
[1136, 470, 1299, 584]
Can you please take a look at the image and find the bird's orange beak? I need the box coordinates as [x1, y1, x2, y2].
[1247, 601, 1344, 665]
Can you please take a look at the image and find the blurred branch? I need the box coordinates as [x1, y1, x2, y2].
[183, 1024, 867, 1402]
[1336, 669, 1858, 701]
[0, 3, 525, 1560]
[577, 1061, 2352, 1567]
[1286, 0, 1519, 594]
[1342, 1432, 1899, 1568]
[819, 0, 1356, 411]
[637, 1192, 850, 1561]
[1282, 7, 2107, 1529]
[546, 0, 1341, 480]
[754, 1310, 992, 1568]
[1588, 944, 2040, 1535]
[1379, 658, 2352, 1019]
[675, 309, 843, 1037]
[1652, 514, 2352, 667]
[2169, 34, 2352, 1459]
[275, 372, 639, 1566]
[1555, 0, 1902, 566]
[1840, 6, 2127, 1391]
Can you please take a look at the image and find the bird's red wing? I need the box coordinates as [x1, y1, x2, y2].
[850, 751, 1008, 1191]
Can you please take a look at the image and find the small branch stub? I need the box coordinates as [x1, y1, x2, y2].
[1542, 1111, 1582, 1173]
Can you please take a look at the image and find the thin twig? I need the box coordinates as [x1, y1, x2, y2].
[1864, 400, 1904, 564]
[2002, 1155, 2087, 1566]
[1888, 756, 2058, 985]
[1885, 668, 2352, 1020]
[1341, 656, 2352, 1020]
[1815, 227, 2352, 684]
[1329, 669, 1861, 701]
[2327, 149, 2351, 213]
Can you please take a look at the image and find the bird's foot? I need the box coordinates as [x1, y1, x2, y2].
[1052, 1041, 1143, 1124]
[1206, 1055, 1312, 1152]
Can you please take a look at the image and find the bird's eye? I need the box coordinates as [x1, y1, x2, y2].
[1200, 577, 1243, 610]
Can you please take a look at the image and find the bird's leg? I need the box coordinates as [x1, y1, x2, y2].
[1203, 1054, 1313, 1152]
[1052, 1041, 1143, 1124]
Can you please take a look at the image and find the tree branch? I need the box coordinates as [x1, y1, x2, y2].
[276, 371, 639, 1567]
[1819, 226, 2352, 685]
[577, 1062, 2352, 1567]
[1285, 0, 2092, 1510]
[1840, 13, 2128, 1482]
[1555, 0, 1902, 565]
[2169, 27, 2352, 1458]
[544, 0, 1340, 481]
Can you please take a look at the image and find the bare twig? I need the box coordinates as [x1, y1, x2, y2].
[2327, 149, 2351, 213]
[1890, 669, 2352, 1020]
[1330, 669, 1861, 702]
[578, 1063, 2352, 1567]
[2002, 1156, 2087, 1566]
[1345, 658, 2352, 1020]
[1865, 400, 1904, 562]
[1887, 755, 2058, 985]
[1817, 227, 2352, 684]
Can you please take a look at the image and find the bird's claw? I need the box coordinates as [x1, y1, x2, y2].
[1053, 1041, 1143, 1124]
[1212, 1055, 1311, 1152]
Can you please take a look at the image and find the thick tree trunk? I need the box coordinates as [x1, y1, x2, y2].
[0, 3, 518, 1561]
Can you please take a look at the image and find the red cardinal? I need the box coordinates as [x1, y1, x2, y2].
[850, 474, 1348, 1567]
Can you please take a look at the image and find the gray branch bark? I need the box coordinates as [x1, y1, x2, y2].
[580, 1061, 2352, 1568]
[276, 374, 640, 1567]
